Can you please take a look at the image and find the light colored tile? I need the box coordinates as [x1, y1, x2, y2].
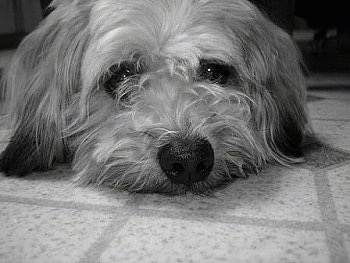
[100, 217, 330, 263]
[0, 202, 113, 263]
[327, 164, 350, 225]
[0, 168, 130, 207]
[308, 100, 350, 121]
[311, 120, 350, 152]
[140, 166, 322, 222]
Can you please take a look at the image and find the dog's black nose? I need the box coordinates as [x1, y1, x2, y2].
[158, 139, 214, 185]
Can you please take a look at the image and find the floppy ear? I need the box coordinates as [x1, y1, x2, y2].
[241, 10, 309, 162]
[265, 28, 308, 160]
[0, 1, 91, 175]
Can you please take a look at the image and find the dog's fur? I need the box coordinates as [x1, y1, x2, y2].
[0, 0, 309, 194]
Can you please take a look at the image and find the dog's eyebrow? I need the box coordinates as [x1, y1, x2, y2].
[198, 57, 233, 67]
[199, 58, 227, 64]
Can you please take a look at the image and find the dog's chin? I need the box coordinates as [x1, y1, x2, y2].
[76, 168, 236, 196]
[135, 179, 234, 196]
[148, 166, 253, 196]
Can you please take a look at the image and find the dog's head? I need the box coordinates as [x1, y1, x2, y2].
[1, 0, 308, 194]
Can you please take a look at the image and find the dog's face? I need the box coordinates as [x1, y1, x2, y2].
[1, 0, 308, 194]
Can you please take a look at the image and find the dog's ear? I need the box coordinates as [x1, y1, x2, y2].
[266, 29, 308, 160]
[241, 12, 308, 162]
[0, 1, 91, 175]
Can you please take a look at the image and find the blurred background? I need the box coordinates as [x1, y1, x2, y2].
[0, 0, 350, 82]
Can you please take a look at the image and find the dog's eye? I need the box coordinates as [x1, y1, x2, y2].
[105, 63, 136, 87]
[103, 62, 137, 98]
[197, 61, 232, 85]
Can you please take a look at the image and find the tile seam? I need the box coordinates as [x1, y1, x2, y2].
[77, 214, 132, 263]
[0, 194, 324, 231]
[0, 194, 126, 214]
[314, 170, 349, 263]
[74, 194, 146, 263]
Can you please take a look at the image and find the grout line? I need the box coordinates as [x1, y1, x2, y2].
[314, 170, 349, 263]
[77, 194, 146, 262]
[77, 214, 131, 263]
[133, 208, 325, 231]
[0, 195, 125, 214]
[0, 194, 324, 231]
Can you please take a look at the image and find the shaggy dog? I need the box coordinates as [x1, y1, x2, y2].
[0, 0, 309, 194]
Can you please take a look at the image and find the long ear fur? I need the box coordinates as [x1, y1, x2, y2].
[0, 1, 91, 175]
[236, 4, 309, 163]
[263, 27, 308, 160]
[259, 27, 308, 161]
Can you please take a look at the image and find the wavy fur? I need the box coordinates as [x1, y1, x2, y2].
[0, 0, 309, 194]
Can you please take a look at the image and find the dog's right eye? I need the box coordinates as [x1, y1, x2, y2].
[104, 63, 136, 88]
[197, 60, 235, 85]
[102, 62, 138, 98]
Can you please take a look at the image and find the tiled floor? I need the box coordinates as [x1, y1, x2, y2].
[1, 49, 350, 263]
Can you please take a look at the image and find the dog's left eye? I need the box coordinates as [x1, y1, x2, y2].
[103, 62, 138, 98]
[105, 63, 136, 86]
[197, 61, 232, 85]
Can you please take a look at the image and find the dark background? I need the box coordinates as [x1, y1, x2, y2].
[0, 0, 349, 73]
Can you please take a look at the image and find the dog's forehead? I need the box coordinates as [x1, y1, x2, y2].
[88, 0, 250, 62]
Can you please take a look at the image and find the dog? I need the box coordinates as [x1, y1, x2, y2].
[0, 0, 309, 194]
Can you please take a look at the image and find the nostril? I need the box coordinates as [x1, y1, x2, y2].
[168, 163, 184, 176]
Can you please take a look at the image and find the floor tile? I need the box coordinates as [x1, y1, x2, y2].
[308, 100, 350, 121]
[303, 138, 350, 168]
[139, 166, 322, 222]
[327, 164, 350, 225]
[0, 202, 113, 263]
[311, 120, 350, 152]
[0, 169, 130, 207]
[100, 217, 330, 263]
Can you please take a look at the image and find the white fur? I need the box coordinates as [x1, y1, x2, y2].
[0, 0, 310, 194]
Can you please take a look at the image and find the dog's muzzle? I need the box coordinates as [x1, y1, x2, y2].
[158, 138, 214, 185]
